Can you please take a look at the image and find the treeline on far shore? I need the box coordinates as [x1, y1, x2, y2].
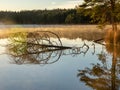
[0, 9, 91, 24]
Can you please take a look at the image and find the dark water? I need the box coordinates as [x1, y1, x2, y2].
[0, 31, 120, 90]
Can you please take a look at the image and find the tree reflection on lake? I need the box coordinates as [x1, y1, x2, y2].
[5, 31, 120, 90]
[7, 31, 89, 65]
[77, 43, 120, 90]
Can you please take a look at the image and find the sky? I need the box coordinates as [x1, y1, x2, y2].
[0, 0, 84, 11]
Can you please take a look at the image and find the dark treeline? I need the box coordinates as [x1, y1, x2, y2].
[0, 9, 92, 24]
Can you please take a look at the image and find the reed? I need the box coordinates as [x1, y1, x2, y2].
[0, 25, 105, 41]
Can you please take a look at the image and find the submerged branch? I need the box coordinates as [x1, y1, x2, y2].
[93, 38, 105, 46]
[94, 38, 104, 42]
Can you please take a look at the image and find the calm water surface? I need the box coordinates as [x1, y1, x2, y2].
[0, 27, 119, 90]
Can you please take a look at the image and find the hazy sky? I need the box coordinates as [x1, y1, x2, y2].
[0, 0, 83, 11]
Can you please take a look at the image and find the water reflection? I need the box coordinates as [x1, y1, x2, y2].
[7, 31, 89, 65]
[78, 43, 120, 90]
[5, 31, 120, 90]
[7, 31, 62, 65]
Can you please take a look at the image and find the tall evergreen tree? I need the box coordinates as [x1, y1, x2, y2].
[81, 0, 120, 45]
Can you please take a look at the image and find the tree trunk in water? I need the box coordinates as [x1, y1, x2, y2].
[113, 24, 117, 45]
[111, 10, 117, 45]
[111, 45, 117, 89]
[110, 0, 117, 45]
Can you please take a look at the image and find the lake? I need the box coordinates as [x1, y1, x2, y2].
[0, 25, 119, 90]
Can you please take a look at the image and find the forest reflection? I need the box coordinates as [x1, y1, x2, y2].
[78, 44, 120, 90]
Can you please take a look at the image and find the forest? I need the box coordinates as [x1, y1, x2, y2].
[0, 1, 120, 25]
[0, 8, 91, 24]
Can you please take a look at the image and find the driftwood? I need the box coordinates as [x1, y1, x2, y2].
[94, 38, 104, 42]
[93, 38, 105, 45]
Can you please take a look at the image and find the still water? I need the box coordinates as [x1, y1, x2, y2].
[0, 27, 119, 90]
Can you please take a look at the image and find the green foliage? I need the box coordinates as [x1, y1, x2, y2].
[80, 0, 120, 29]
[76, 7, 92, 24]
[8, 32, 28, 55]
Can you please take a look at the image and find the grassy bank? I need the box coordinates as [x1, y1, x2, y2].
[0, 25, 116, 40]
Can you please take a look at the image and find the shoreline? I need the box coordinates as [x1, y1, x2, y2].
[0, 25, 106, 41]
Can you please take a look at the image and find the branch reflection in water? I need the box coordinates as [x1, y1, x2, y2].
[7, 31, 89, 65]
[78, 42, 120, 90]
